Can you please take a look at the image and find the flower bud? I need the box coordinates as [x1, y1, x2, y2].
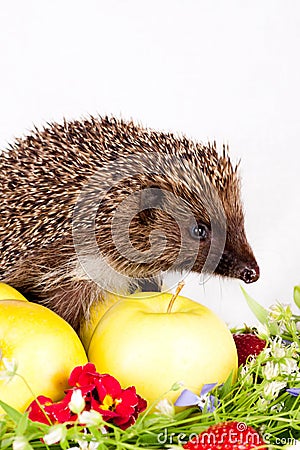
[79, 410, 104, 427]
[68, 389, 86, 415]
[262, 361, 279, 380]
[155, 399, 175, 417]
[44, 425, 66, 445]
[263, 381, 286, 401]
[12, 436, 30, 450]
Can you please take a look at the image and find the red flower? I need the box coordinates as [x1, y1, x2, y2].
[27, 391, 76, 425]
[27, 396, 55, 425]
[46, 391, 77, 423]
[27, 364, 147, 430]
[89, 376, 147, 429]
[113, 387, 147, 429]
[68, 362, 99, 389]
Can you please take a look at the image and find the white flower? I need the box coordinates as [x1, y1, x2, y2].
[43, 425, 66, 445]
[240, 365, 253, 386]
[270, 401, 284, 413]
[263, 381, 286, 400]
[268, 304, 283, 320]
[273, 346, 286, 359]
[76, 440, 99, 450]
[0, 357, 18, 382]
[256, 324, 270, 340]
[68, 389, 85, 415]
[79, 410, 104, 427]
[268, 303, 292, 321]
[12, 436, 30, 450]
[2, 357, 18, 373]
[262, 361, 279, 380]
[280, 358, 299, 375]
[270, 338, 286, 359]
[155, 398, 175, 417]
[288, 342, 300, 357]
[256, 396, 269, 411]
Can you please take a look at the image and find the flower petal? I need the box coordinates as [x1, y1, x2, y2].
[114, 404, 135, 421]
[46, 395, 77, 423]
[136, 395, 147, 413]
[204, 394, 219, 412]
[79, 410, 103, 427]
[287, 388, 300, 396]
[27, 396, 54, 425]
[113, 414, 136, 430]
[13, 436, 29, 450]
[68, 389, 86, 415]
[43, 425, 66, 445]
[99, 374, 122, 399]
[175, 389, 200, 407]
[155, 399, 175, 417]
[200, 383, 218, 396]
[68, 363, 98, 388]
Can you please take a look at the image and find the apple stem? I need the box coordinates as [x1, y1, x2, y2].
[167, 281, 185, 313]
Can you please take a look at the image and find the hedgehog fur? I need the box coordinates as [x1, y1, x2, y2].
[0, 116, 259, 330]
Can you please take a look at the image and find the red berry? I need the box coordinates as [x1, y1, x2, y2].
[232, 333, 266, 366]
[183, 421, 267, 449]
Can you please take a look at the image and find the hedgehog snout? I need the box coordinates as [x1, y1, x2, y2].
[239, 264, 260, 283]
[213, 242, 260, 283]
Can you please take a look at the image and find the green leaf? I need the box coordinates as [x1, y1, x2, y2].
[137, 432, 162, 445]
[241, 287, 279, 335]
[16, 412, 29, 436]
[240, 286, 269, 324]
[0, 437, 14, 450]
[0, 400, 23, 423]
[174, 407, 196, 421]
[139, 413, 167, 428]
[293, 286, 300, 309]
[0, 420, 7, 439]
[218, 370, 234, 398]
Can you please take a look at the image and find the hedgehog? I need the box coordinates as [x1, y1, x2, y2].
[0, 116, 259, 330]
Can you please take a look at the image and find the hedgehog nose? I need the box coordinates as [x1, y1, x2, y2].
[240, 265, 260, 283]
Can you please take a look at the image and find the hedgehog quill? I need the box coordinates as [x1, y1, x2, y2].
[0, 116, 259, 330]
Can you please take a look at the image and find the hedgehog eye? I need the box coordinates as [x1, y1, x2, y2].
[190, 224, 208, 240]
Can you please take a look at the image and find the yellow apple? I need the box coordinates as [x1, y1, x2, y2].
[80, 293, 121, 351]
[0, 300, 87, 413]
[88, 291, 238, 405]
[0, 282, 28, 302]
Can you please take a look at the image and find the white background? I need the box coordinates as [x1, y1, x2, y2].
[0, 1, 299, 326]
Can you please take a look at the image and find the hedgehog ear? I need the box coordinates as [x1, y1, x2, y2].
[139, 186, 165, 224]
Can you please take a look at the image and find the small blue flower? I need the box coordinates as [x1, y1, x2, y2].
[287, 388, 300, 396]
[175, 383, 219, 412]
